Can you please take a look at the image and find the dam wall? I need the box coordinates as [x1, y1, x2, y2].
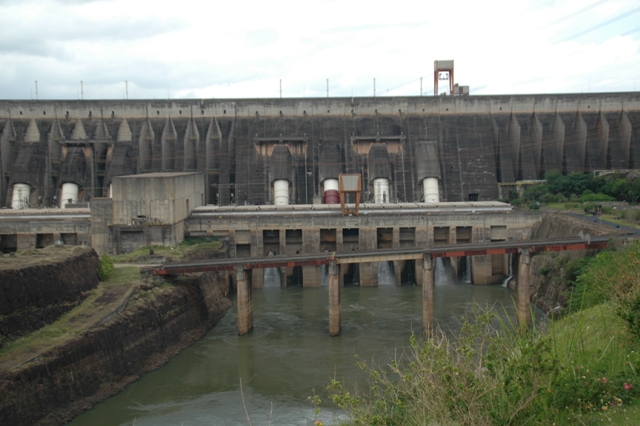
[1, 93, 639, 210]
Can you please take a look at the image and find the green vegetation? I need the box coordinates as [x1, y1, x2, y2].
[322, 240, 640, 425]
[511, 170, 640, 212]
[97, 254, 115, 281]
[111, 236, 225, 263]
[104, 266, 141, 285]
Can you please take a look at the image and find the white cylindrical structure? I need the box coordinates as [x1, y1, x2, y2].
[60, 183, 79, 208]
[109, 183, 112, 198]
[11, 183, 30, 209]
[423, 177, 440, 203]
[273, 180, 290, 205]
[323, 178, 339, 204]
[373, 178, 389, 204]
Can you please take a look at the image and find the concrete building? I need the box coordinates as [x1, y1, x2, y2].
[1, 172, 204, 255]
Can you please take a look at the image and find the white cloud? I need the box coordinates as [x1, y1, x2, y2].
[0, 0, 638, 99]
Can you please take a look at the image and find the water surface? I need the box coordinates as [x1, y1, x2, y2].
[68, 281, 525, 426]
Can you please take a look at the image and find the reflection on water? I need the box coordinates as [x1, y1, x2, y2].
[68, 282, 532, 426]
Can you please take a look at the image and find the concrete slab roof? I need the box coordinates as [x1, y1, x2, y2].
[115, 172, 201, 179]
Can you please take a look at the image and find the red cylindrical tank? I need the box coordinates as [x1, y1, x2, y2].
[323, 190, 340, 204]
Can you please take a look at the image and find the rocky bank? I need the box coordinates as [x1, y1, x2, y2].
[0, 246, 99, 348]
[0, 254, 232, 426]
[518, 212, 618, 316]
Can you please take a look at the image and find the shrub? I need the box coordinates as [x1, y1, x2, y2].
[325, 305, 640, 426]
[568, 251, 615, 312]
[540, 193, 563, 204]
[579, 193, 615, 203]
[583, 202, 600, 214]
[180, 235, 219, 246]
[327, 309, 556, 426]
[97, 254, 115, 281]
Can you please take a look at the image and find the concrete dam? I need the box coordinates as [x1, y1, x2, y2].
[0, 93, 637, 288]
[1, 93, 639, 210]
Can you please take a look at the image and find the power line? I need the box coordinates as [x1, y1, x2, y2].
[542, 0, 610, 29]
[555, 6, 640, 44]
[622, 26, 640, 36]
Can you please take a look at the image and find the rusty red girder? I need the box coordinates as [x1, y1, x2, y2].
[529, 241, 609, 253]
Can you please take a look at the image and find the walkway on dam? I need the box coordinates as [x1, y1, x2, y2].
[152, 235, 626, 338]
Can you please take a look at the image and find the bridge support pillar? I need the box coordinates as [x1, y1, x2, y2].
[517, 249, 531, 334]
[329, 260, 341, 336]
[422, 254, 434, 337]
[280, 267, 287, 288]
[237, 267, 253, 335]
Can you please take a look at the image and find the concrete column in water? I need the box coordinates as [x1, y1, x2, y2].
[517, 249, 531, 334]
[422, 254, 434, 337]
[237, 267, 253, 335]
[328, 260, 341, 336]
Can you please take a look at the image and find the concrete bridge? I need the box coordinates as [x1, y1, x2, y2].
[154, 236, 615, 337]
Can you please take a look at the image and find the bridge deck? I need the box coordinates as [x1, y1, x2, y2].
[153, 236, 617, 275]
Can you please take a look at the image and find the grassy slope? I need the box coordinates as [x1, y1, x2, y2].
[550, 304, 640, 424]
[543, 203, 640, 230]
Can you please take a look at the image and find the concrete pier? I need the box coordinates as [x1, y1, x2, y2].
[237, 267, 253, 335]
[328, 260, 341, 336]
[517, 249, 531, 334]
[422, 254, 434, 337]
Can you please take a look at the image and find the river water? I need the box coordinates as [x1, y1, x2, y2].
[68, 272, 527, 426]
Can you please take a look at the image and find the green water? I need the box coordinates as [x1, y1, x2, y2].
[67, 282, 524, 426]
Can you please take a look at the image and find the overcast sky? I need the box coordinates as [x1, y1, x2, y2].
[1, 0, 639, 100]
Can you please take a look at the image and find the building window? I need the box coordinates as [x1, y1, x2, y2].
[468, 193, 479, 201]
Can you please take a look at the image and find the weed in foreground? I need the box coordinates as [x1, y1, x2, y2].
[323, 303, 640, 426]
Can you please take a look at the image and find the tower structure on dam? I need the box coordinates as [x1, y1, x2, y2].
[1, 92, 639, 210]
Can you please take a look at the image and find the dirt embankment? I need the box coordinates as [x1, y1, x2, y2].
[524, 213, 617, 315]
[0, 272, 232, 426]
[0, 246, 99, 347]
